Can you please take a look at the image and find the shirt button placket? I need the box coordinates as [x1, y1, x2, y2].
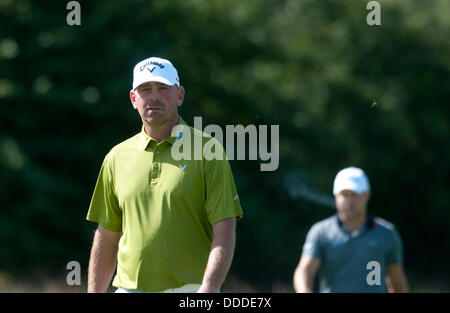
[151, 146, 161, 183]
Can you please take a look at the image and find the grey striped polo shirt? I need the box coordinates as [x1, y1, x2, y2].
[301, 213, 403, 293]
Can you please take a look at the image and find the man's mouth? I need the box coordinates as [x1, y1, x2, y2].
[145, 102, 164, 111]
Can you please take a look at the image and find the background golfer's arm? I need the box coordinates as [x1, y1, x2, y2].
[293, 256, 321, 293]
[87, 225, 122, 293]
[385, 263, 409, 293]
[198, 217, 236, 293]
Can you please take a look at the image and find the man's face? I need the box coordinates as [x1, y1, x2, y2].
[130, 81, 185, 126]
[335, 190, 371, 220]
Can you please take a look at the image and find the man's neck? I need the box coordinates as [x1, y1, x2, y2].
[339, 211, 367, 233]
[143, 115, 180, 142]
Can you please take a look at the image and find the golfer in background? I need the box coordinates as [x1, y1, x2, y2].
[86, 57, 243, 293]
[293, 167, 409, 293]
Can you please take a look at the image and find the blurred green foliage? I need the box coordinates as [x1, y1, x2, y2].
[1, 0, 449, 290]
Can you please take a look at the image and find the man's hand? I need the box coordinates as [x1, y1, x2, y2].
[87, 225, 122, 293]
[293, 256, 322, 293]
[197, 283, 220, 293]
[386, 263, 409, 293]
[197, 217, 236, 293]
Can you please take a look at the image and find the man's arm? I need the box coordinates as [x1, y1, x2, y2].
[87, 225, 122, 293]
[197, 217, 236, 293]
[385, 263, 409, 293]
[293, 256, 322, 293]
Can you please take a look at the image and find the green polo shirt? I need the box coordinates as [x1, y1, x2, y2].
[86, 116, 243, 292]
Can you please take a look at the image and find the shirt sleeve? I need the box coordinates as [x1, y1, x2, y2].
[86, 154, 122, 232]
[301, 223, 323, 260]
[386, 227, 403, 265]
[203, 138, 243, 225]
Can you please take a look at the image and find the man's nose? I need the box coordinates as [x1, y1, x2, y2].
[148, 89, 160, 101]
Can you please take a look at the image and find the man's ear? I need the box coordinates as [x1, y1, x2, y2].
[177, 86, 185, 107]
[130, 90, 137, 109]
[364, 191, 372, 202]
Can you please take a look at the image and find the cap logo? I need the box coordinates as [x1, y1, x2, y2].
[148, 66, 156, 73]
[139, 60, 165, 72]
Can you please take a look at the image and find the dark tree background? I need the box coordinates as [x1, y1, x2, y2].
[1, 0, 449, 291]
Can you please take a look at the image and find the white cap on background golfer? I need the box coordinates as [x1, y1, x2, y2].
[333, 167, 370, 195]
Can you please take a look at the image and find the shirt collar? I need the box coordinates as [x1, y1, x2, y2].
[140, 116, 187, 150]
[165, 116, 187, 145]
[335, 211, 376, 233]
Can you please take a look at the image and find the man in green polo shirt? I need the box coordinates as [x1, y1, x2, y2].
[293, 167, 409, 293]
[86, 57, 243, 293]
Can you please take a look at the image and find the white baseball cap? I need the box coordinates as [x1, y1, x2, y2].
[132, 57, 180, 90]
[333, 167, 371, 195]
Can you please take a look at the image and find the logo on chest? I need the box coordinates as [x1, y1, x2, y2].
[178, 164, 187, 171]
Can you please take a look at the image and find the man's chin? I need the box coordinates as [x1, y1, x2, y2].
[144, 116, 166, 125]
[340, 208, 357, 218]
[142, 113, 178, 128]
